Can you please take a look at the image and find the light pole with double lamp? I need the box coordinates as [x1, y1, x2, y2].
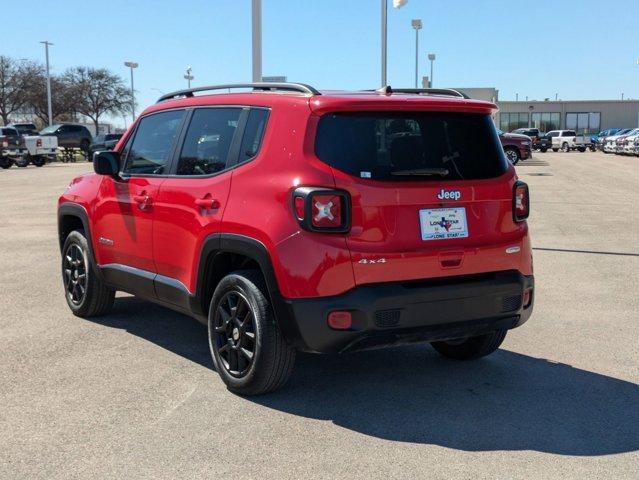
[124, 61, 138, 123]
[411, 19, 422, 88]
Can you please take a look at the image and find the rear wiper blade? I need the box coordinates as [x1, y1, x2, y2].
[390, 167, 449, 176]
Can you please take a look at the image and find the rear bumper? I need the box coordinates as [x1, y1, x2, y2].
[520, 145, 532, 159]
[283, 270, 534, 353]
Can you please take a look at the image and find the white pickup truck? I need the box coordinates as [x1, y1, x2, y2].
[546, 130, 588, 152]
[1, 135, 58, 168]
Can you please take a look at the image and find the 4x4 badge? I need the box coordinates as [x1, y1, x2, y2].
[437, 189, 461, 201]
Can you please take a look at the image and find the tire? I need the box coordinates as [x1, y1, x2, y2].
[15, 158, 29, 167]
[208, 269, 295, 395]
[552, 148, 559, 152]
[431, 329, 507, 360]
[0, 158, 13, 169]
[561, 142, 570, 152]
[61, 230, 115, 317]
[540, 147, 547, 153]
[80, 139, 90, 153]
[504, 147, 520, 165]
[589, 146, 597, 152]
[32, 156, 45, 167]
[578, 147, 586, 152]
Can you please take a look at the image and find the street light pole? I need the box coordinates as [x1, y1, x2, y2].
[252, 0, 262, 82]
[381, 0, 388, 86]
[39, 41, 53, 126]
[124, 61, 138, 123]
[428, 53, 436, 88]
[184, 67, 194, 88]
[411, 20, 422, 88]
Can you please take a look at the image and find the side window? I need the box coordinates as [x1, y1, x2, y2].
[123, 110, 184, 175]
[238, 108, 269, 163]
[176, 108, 241, 176]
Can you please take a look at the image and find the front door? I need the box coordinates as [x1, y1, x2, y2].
[92, 109, 186, 282]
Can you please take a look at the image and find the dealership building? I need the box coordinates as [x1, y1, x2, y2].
[456, 87, 639, 134]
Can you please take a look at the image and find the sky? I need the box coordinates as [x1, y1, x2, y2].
[3, 0, 639, 128]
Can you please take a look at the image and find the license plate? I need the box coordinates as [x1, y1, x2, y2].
[419, 207, 468, 241]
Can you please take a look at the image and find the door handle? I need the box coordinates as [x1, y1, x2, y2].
[133, 193, 153, 210]
[195, 198, 221, 209]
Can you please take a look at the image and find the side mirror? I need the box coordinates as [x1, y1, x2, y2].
[93, 150, 120, 177]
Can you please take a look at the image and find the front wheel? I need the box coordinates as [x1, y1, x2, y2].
[62, 230, 115, 317]
[0, 157, 13, 169]
[208, 270, 295, 395]
[431, 330, 507, 360]
[540, 147, 547, 153]
[32, 156, 46, 167]
[561, 142, 570, 152]
[552, 148, 559, 152]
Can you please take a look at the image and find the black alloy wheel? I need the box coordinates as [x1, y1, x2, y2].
[63, 243, 87, 306]
[211, 290, 256, 377]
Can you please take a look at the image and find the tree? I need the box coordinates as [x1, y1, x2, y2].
[25, 73, 75, 125]
[0, 56, 41, 125]
[63, 67, 131, 132]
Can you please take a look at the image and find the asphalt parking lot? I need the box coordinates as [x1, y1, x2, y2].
[1, 151, 638, 479]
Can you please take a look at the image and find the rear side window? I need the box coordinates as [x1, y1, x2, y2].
[238, 108, 269, 163]
[315, 112, 507, 181]
[176, 108, 241, 176]
[123, 109, 184, 175]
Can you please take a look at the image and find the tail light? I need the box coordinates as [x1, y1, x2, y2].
[513, 181, 530, 222]
[292, 187, 351, 233]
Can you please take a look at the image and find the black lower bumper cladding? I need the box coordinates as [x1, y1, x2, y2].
[283, 270, 534, 353]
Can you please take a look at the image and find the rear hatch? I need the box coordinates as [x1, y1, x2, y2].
[315, 111, 525, 285]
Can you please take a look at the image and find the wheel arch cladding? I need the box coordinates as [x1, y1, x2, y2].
[195, 233, 305, 349]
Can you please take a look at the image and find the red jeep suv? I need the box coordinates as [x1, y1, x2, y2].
[58, 83, 534, 395]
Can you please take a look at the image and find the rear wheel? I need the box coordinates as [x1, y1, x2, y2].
[62, 230, 115, 317]
[504, 147, 520, 165]
[208, 270, 295, 395]
[561, 142, 570, 152]
[552, 148, 559, 152]
[15, 158, 29, 167]
[431, 330, 507, 360]
[578, 147, 586, 152]
[32, 156, 45, 167]
[540, 147, 547, 153]
[0, 158, 13, 169]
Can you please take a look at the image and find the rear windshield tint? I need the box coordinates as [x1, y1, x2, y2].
[315, 112, 507, 181]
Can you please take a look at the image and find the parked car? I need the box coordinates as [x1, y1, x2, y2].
[592, 128, 622, 150]
[603, 128, 633, 153]
[512, 128, 541, 149]
[40, 124, 92, 152]
[621, 129, 639, 155]
[1, 127, 22, 169]
[0, 127, 58, 168]
[58, 83, 534, 395]
[615, 128, 639, 154]
[547, 130, 578, 152]
[497, 129, 532, 164]
[7, 122, 39, 136]
[537, 132, 555, 152]
[87, 133, 123, 160]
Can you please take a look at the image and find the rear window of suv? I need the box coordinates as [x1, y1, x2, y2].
[315, 112, 508, 181]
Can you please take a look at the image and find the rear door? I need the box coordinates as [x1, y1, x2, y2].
[315, 111, 523, 285]
[152, 106, 255, 297]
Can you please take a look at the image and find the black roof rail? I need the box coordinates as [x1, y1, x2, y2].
[371, 86, 470, 99]
[157, 82, 321, 102]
